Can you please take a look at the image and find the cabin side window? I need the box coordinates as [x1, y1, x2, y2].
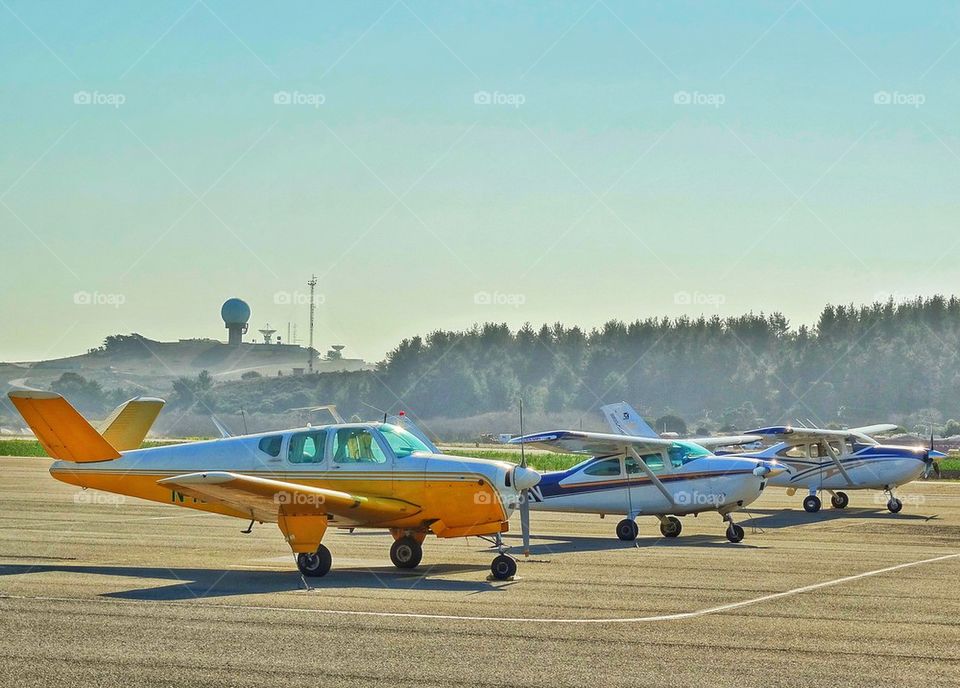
[332, 428, 388, 464]
[584, 458, 621, 477]
[288, 431, 327, 464]
[258, 435, 283, 458]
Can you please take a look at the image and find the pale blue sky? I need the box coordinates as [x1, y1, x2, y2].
[2, 1, 959, 362]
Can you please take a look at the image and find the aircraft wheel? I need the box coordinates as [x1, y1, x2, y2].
[616, 518, 639, 541]
[831, 491, 849, 509]
[659, 516, 682, 538]
[887, 497, 903, 514]
[726, 524, 745, 543]
[490, 554, 517, 580]
[802, 495, 822, 513]
[390, 536, 423, 569]
[297, 545, 332, 577]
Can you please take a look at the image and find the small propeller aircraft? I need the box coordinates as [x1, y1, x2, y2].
[733, 424, 945, 513]
[509, 403, 781, 543]
[8, 390, 540, 580]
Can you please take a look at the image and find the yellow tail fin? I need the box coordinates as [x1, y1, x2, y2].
[8, 391, 121, 462]
[98, 397, 165, 451]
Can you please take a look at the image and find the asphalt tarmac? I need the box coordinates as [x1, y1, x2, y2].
[1, 456, 957, 687]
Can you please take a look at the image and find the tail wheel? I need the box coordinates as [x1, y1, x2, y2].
[296, 544, 332, 577]
[726, 524, 745, 543]
[659, 516, 682, 538]
[831, 491, 849, 509]
[491, 554, 517, 580]
[802, 495, 822, 513]
[616, 518, 639, 541]
[887, 497, 903, 513]
[390, 536, 423, 569]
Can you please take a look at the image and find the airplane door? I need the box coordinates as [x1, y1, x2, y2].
[329, 427, 395, 497]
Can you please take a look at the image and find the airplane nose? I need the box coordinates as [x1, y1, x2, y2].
[753, 460, 784, 477]
[513, 465, 541, 491]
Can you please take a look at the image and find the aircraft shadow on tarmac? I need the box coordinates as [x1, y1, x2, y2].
[739, 507, 935, 530]
[0, 562, 511, 601]
[498, 532, 765, 554]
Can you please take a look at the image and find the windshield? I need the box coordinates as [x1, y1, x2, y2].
[378, 424, 432, 458]
[668, 441, 711, 466]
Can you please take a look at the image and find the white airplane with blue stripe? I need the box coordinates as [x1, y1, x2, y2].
[509, 403, 783, 544]
[728, 424, 945, 514]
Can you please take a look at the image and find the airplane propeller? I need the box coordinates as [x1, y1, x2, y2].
[519, 399, 532, 557]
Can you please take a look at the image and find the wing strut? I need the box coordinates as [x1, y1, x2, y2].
[627, 447, 676, 508]
[823, 442, 855, 487]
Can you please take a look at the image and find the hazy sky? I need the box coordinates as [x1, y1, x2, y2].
[2, 1, 959, 363]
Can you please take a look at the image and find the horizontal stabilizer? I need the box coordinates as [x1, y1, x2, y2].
[8, 391, 121, 462]
[98, 397, 165, 451]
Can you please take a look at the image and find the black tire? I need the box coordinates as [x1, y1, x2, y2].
[803, 495, 822, 513]
[491, 554, 517, 580]
[296, 545, 332, 577]
[659, 516, 682, 538]
[887, 497, 903, 514]
[616, 518, 639, 541]
[389, 536, 423, 569]
[831, 491, 849, 509]
[726, 523, 745, 543]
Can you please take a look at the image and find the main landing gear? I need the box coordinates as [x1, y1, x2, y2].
[658, 516, 682, 538]
[296, 544, 332, 577]
[390, 536, 423, 569]
[616, 518, 639, 541]
[830, 491, 849, 509]
[803, 494, 822, 513]
[802, 490, 851, 513]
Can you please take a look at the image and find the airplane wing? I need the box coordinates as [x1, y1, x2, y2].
[746, 424, 897, 445]
[510, 430, 674, 456]
[689, 435, 762, 449]
[157, 472, 422, 524]
[848, 423, 898, 436]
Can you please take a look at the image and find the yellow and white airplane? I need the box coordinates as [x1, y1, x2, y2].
[8, 391, 540, 580]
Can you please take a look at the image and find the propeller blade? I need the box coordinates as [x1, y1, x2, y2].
[520, 489, 531, 556]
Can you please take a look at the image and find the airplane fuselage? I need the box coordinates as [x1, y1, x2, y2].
[48, 425, 524, 538]
[528, 455, 771, 517]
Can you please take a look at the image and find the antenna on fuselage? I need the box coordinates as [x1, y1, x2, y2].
[240, 408, 248, 434]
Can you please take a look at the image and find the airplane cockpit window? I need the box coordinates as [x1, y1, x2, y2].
[809, 442, 827, 458]
[584, 458, 621, 477]
[258, 435, 282, 458]
[777, 444, 807, 459]
[378, 424, 431, 458]
[828, 441, 844, 456]
[288, 431, 327, 464]
[668, 441, 710, 467]
[333, 428, 388, 464]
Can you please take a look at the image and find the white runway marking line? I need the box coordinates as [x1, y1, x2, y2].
[1, 552, 957, 624]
